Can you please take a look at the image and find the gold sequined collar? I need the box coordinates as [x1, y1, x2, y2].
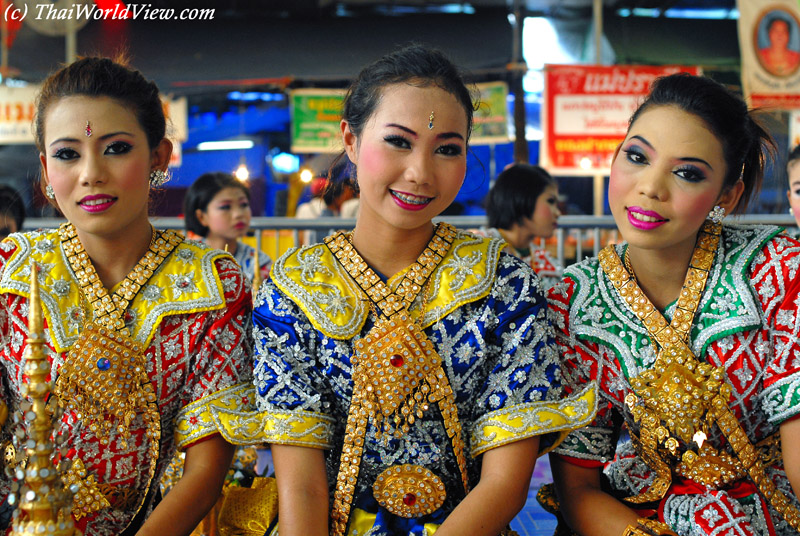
[271, 227, 505, 339]
[58, 222, 181, 334]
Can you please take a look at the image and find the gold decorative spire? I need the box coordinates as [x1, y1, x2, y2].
[11, 262, 80, 536]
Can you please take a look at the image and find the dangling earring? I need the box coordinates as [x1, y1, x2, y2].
[708, 205, 725, 224]
[45, 184, 55, 200]
[149, 169, 170, 187]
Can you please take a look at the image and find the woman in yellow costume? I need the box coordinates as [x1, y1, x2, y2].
[548, 73, 800, 535]
[0, 57, 253, 535]
[249, 44, 595, 536]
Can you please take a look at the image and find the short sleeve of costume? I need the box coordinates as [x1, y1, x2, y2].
[469, 255, 596, 457]
[547, 276, 616, 462]
[754, 235, 800, 424]
[250, 279, 335, 449]
[173, 257, 254, 449]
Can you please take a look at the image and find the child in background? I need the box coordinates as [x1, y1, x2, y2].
[477, 163, 562, 290]
[184, 171, 271, 283]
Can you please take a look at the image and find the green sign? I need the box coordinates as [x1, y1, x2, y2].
[472, 81, 510, 145]
[290, 89, 346, 153]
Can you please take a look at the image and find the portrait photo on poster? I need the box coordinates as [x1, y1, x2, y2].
[754, 7, 800, 77]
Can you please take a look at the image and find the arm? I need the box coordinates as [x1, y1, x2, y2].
[435, 437, 539, 536]
[781, 416, 800, 497]
[550, 454, 638, 536]
[136, 435, 235, 536]
[271, 444, 329, 536]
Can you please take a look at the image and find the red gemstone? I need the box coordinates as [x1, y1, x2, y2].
[390, 354, 404, 367]
[402, 493, 416, 506]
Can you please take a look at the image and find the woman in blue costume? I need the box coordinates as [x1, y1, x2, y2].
[250, 45, 595, 536]
[549, 74, 800, 536]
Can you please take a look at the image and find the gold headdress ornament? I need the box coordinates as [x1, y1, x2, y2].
[84, 121, 91, 138]
[11, 262, 81, 536]
[428, 111, 434, 130]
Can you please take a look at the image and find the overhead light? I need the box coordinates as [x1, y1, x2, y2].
[580, 157, 593, 170]
[235, 163, 250, 182]
[299, 169, 313, 183]
[197, 140, 254, 151]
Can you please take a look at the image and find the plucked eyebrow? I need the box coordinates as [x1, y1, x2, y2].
[385, 123, 464, 141]
[49, 131, 135, 147]
[628, 134, 713, 170]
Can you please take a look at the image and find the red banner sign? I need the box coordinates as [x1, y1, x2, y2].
[541, 64, 699, 174]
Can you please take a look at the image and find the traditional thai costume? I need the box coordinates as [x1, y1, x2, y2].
[0, 224, 253, 536]
[549, 222, 800, 535]
[249, 223, 594, 536]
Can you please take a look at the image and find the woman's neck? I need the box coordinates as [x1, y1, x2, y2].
[625, 235, 698, 311]
[350, 220, 435, 278]
[205, 235, 238, 255]
[497, 227, 523, 253]
[75, 219, 154, 290]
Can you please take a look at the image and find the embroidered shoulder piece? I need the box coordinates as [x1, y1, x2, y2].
[563, 224, 781, 378]
[0, 231, 232, 352]
[271, 230, 504, 339]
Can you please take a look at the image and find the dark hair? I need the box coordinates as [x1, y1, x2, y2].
[767, 15, 793, 36]
[34, 57, 165, 152]
[0, 185, 25, 232]
[628, 73, 775, 213]
[343, 44, 475, 141]
[327, 44, 477, 197]
[487, 164, 556, 229]
[788, 144, 800, 173]
[184, 172, 250, 237]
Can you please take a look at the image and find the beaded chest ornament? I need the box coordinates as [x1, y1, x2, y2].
[53, 223, 181, 520]
[325, 223, 469, 536]
[601, 220, 799, 530]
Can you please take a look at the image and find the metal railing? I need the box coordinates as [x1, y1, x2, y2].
[23, 214, 798, 270]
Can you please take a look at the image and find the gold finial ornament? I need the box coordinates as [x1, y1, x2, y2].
[11, 263, 81, 536]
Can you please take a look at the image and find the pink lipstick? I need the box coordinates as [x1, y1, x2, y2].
[390, 190, 433, 212]
[78, 194, 116, 214]
[626, 206, 667, 230]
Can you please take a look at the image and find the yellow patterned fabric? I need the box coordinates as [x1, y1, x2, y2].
[218, 477, 278, 536]
[0, 230, 229, 352]
[470, 383, 597, 456]
[271, 231, 504, 339]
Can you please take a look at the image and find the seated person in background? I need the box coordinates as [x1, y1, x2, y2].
[475, 163, 562, 290]
[0, 184, 25, 239]
[184, 171, 271, 283]
[296, 177, 356, 243]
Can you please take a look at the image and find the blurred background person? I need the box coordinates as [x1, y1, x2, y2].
[0, 185, 25, 239]
[476, 163, 562, 290]
[786, 144, 800, 236]
[184, 171, 271, 283]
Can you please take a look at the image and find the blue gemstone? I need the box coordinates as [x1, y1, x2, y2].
[96, 358, 111, 371]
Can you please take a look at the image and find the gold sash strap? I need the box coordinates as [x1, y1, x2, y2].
[325, 223, 468, 536]
[601, 222, 800, 531]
